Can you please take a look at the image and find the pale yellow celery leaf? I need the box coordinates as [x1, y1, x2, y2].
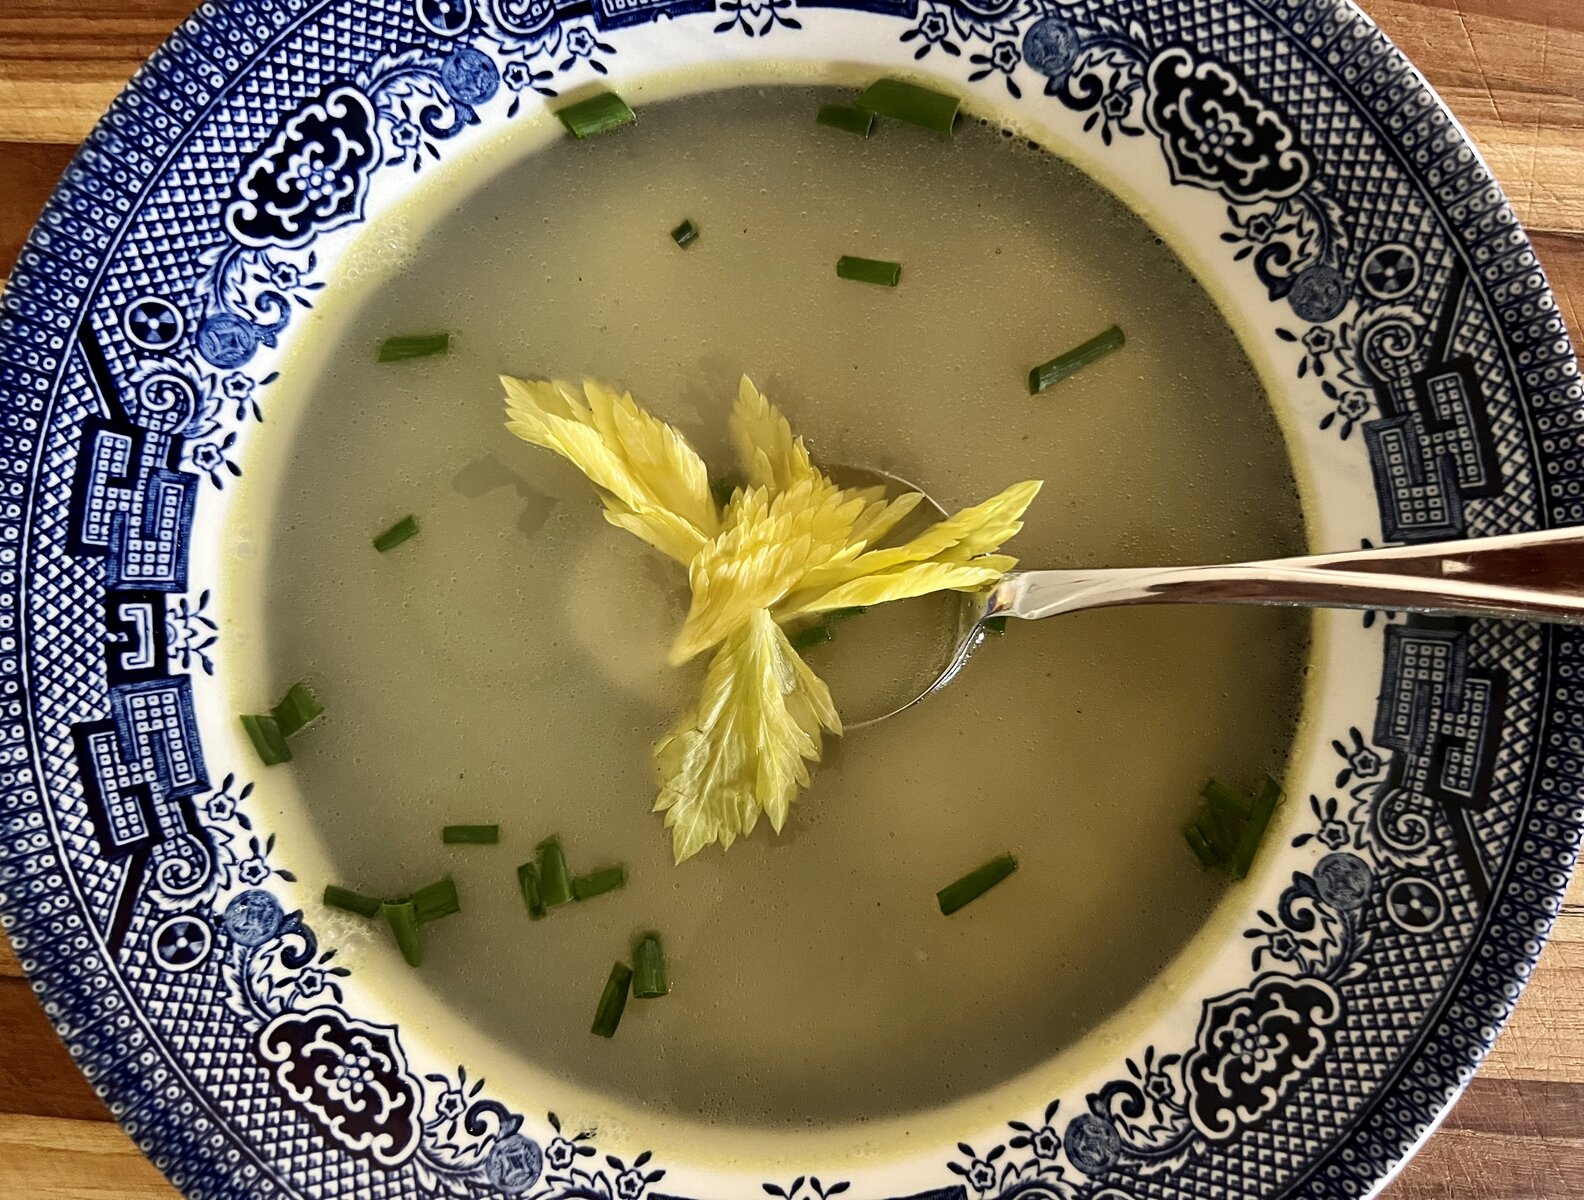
[583, 380, 720, 538]
[504, 379, 649, 507]
[502, 375, 590, 425]
[653, 609, 836, 862]
[784, 492, 918, 593]
[934, 479, 1044, 562]
[731, 376, 819, 494]
[670, 479, 870, 663]
[799, 479, 1041, 589]
[783, 641, 842, 740]
[518, 413, 709, 561]
[965, 553, 1018, 575]
[849, 491, 926, 547]
[601, 502, 712, 564]
[782, 561, 1004, 618]
[504, 376, 714, 561]
[510, 409, 649, 509]
[855, 479, 1038, 568]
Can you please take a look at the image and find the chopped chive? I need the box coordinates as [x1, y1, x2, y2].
[1202, 778, 1252, 822]
[591, 961, 633, 1038]
[825, 606, 868, 624]
[383, 900, 422, 967]
[378, 333, 449, 363]
[855, 78, 960, 136]
[633, 933, 669, 999]
[670, 219, 698, 249]
[1028, 325, 1126, 394]
[937, 852, 1018, 915]
[323, 884, 382, 919]
[412, 876, 460, 923]
[789, 622, 834, 651]
[373, 515, 419, 553]
[271, 682, 323, 739]
[983, 616, 1009, 636]
[817, 103, 875, 137]
[240, 714, 292, 766]
[1184, 822, 1224, 871]
[1196, 799, 1242, 861]
[1229, 777, 1282, 881]
[537, 836, 575, 907]
[572, 866, 627, 901]
[557, 91, 636, 139]
[517, 861, 546, 920]
[442, 824, 499, 845]
[837, 255, 902, 287]
[1185, 776, 1283, 879]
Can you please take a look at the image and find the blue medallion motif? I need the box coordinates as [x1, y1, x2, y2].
[225, 86, 382, 250]
[1143, 46, 1312, 203]
[1182, 974, 1343, 1140]
[260, 1009, 426, 1166]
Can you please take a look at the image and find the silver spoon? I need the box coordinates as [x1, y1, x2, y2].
[838, 466, 1584, 728]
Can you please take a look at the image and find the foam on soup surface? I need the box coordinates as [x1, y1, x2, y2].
[257, 85, 1308, 1129]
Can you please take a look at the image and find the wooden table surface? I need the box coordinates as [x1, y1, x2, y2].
[0, 0, 1581, 1196]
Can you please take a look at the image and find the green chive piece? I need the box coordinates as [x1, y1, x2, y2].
[855, 78, 959, 136]
[983, 616, 1009, 636]
[1028, 325, 1126, 394]
[378, 333, 449, 363]
[1202, 778, 1252, 822]
[1229, 777, 1282, 881]
[383, 900, 422, 967]
[412, 876, 460, 923]
[817, 103, 875, 137]
[517, 861, 546, 920]
[789, 622, 834, 651]
[442, 824, 499, 845]
[323, 884, 382, 919]
[271, 682, 324, 739]
[937, 852, 1018, 915]
[837, 255, 902, 287]
[1184, 776, 1283, 879]
[825, 606, 869, 624]
[372, 515, 419, 553]
[572, 866, 627, 901]
[537, 836, 575, 907]
[591, 961, 633, 1038]
[1195, 795, 1242, 861]
[670, 219, 698, 249]
[558, 91, 636, 139]
[633, 933, 669, 999]
[1184, 823, 1223, 871]
[240, 714, 292, 766]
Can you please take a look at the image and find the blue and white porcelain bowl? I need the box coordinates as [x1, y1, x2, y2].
[1, 1, 1580, 1197]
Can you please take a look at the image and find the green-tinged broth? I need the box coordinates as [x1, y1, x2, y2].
[256, 85, 1309, 1128]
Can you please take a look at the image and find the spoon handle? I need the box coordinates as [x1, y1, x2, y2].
[993, 525, 1584, 624]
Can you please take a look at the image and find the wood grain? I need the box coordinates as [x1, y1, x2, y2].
[0, 1, 1581, 1198]
[1364, 0, 1584, 236]
[0, 2, 187, 143]
[0, 979, 112, 1123]
[0, 1115, 173, 1198]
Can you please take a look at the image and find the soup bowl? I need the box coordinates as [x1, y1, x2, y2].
[0, 1, 1579, 1198]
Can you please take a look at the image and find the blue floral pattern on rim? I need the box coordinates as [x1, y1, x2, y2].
[0, 1, 1579, 1199]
